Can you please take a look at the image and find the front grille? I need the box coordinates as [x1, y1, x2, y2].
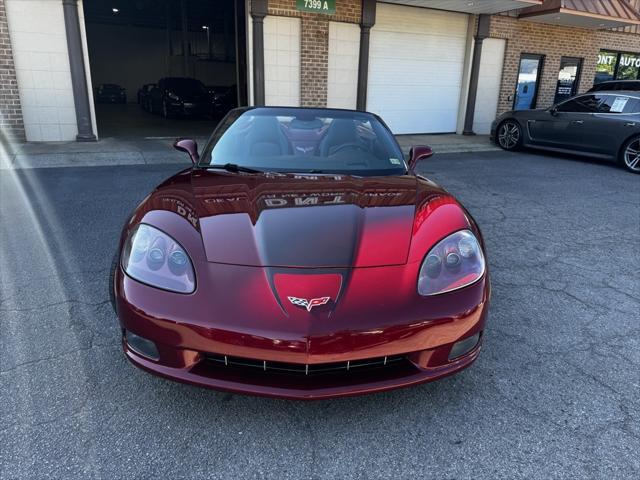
[204, 353, 407, 377]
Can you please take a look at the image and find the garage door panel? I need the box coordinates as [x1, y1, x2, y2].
[380, 111, 459, 134]
[368, 4, 468, 134]
[367, 85, 462, 104]
[374, 5, 468, 34]
[373, 44, 465, 59]
[369, 64, 465, 85]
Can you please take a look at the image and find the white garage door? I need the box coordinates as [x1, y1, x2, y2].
[368, 4, 469, 134]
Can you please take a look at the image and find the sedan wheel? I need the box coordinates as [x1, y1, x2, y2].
[497, 120, 522, 151]
[621, 137, 640, 174]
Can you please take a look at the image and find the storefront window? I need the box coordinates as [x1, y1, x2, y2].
[595, 51, 617, 83]
[514, 54, 544, 110]
[617, 53, 640, 80]
[555, 57, 582, 104]
[595, 50, 640, 84]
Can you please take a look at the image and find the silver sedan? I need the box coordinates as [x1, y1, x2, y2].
[491, 91, 640, 174]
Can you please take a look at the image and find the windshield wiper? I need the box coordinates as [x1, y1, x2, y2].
[207, 163, 263, 174]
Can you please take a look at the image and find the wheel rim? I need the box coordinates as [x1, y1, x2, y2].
[498, 122, 520, 149]
[624, 139, 640, 171]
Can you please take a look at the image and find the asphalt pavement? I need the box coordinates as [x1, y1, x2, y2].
[1, 150, 639, 479]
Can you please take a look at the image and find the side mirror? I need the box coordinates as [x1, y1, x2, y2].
[408, 145, 434, 170]
[173, 138, 199, 164]
[550, 106, 558, 116]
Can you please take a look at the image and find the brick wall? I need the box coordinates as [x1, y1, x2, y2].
[267, 0, 361, 107]
[0, 0, 24, 142]
[491, 15, 640, 115]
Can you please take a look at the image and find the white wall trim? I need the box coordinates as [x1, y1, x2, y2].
[327, 21, 360, 110]
[5, 0, 78, 142]
[264, 15, 300, 107]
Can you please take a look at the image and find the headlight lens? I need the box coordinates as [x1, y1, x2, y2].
[167, 92, 180, 101]
[121, 224, 195, 293]
[418, 230, 485, 296]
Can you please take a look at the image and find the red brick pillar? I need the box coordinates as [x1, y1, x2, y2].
[0, 0, 25, 142]
[300, 16, 329, 107]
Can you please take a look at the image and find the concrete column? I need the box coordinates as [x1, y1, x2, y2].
[462, 14, 490, 136]
[356, 0, 376, 111]
[62, 0, 96, 142]
[251, 0, 268, 106]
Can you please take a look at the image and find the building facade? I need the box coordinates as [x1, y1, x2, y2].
[491, 5, 640, 117]
[0, 0, 24, 142]
[1, 0, 639, 143]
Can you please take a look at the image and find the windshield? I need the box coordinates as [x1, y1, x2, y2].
[199, 108, 406, 176]
[165, 78, 207, 95]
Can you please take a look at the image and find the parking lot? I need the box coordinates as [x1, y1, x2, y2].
[1, 150, 639, 479]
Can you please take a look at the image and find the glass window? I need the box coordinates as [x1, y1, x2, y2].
[598, 95, 640, 114]
[595, 51, 618, 84]
[200, 108, 407, 176]
[514, 54, 544, 110]
[617, 53, 640, 80]
[555, 57, 582, 103]
[556, 95, 602, 113]
[623, 98, 640, 113]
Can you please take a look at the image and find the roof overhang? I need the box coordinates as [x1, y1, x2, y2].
[519, 0, 640, 29]
[380, 0, 543, 15]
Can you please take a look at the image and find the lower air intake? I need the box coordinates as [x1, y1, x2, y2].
[204, 353, 407, 376]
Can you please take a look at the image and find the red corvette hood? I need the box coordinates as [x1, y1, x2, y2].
[190, 171, 422, 268]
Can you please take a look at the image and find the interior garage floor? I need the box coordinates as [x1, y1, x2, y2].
[94, 103, 220, 140]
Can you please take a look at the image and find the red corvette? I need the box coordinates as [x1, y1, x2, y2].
[112, 107, 490, 399]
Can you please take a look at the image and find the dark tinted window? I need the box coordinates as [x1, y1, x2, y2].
[598, 95, 640, 114]
[624, 98, 640, 113]
[556, 95, 602, 113]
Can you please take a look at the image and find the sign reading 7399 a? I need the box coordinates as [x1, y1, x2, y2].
[296, 0, 336, 14]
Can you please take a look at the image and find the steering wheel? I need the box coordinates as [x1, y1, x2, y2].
[329, 143, 368, 156]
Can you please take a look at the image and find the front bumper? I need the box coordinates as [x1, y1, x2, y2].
[123, 337, 483, 400]
[115, 261, 489, 400]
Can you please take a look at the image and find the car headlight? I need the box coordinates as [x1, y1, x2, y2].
[121, 224, 195, 293]
[418, 230, 485, 296]
[167, 92, 180, 101]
